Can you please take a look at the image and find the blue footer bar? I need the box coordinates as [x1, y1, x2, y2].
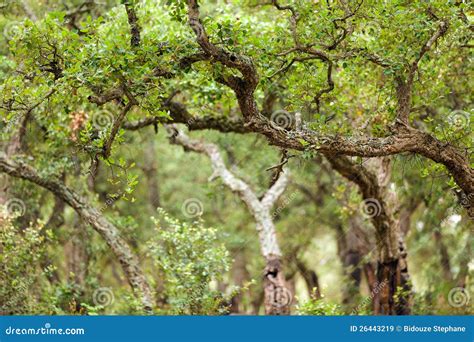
[0, 316, 472, 342]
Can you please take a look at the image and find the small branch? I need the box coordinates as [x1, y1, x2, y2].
[124, 0, 141, 47]
[396, 19, 449, 125]
[88, 88, 123, 105]
[102, 101, 134, 159]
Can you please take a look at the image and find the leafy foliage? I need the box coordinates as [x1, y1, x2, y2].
[148, 209, 231, 314]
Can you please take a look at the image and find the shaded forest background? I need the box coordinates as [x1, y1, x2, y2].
[0, 0, 472, 315]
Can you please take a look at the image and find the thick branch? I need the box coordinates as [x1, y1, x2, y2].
[0, 153, 154, 312]
[186, 0, 258, 92]
[123, 100, 249, 133]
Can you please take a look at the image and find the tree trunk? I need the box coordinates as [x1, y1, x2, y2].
[363, 262, 380, 313]
[263, 256, 291, 315]
[294, 256, 321, 299]
[373, 219, 411, 315]
[327, 156, 412, 315]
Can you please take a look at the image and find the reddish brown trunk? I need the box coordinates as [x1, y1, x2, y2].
[376, 245, 411, 315]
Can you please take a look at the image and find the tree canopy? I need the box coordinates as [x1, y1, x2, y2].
[0, 0, 472, 315]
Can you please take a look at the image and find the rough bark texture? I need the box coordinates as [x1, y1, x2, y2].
[0, 153, 154, 312]
[263, 256, 291, 315]
[363, 263, 380, 312]
[167, 125, 292, 314]
[327, 156, 412, 315]
[124, 0, 141, 47]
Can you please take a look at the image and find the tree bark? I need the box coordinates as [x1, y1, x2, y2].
[263, 256, 291, 315]
[327, 156, 412, 315]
